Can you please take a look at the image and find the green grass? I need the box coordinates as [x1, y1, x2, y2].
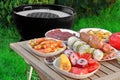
[72, 0, 120, 33]
[0, 26, 27, 80]
[1, 0, 120, 80]
[0, 26, 40, 80]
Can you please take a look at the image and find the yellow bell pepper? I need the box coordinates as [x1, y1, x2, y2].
[60, 54, 71, 71]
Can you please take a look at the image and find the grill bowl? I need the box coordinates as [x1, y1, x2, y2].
[12, 4, 76, 40]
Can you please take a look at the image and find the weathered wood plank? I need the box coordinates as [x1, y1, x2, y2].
[94, 70, 106, 77]
[33, 66, 48, 80]
[95, 71, 120, 80]
[108, 60, 120, 69]
[89, 74, 99, 80]
[101, 61, 120, 72]
[99, 65, 113, 74]
[82, 78, 91, 80]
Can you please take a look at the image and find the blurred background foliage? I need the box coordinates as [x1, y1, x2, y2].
[0, 0, 116, 27]
[0, 0, 55, 27]
[55, 0, 116, 19]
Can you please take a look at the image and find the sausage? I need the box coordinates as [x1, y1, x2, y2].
[80, 32, 103, 49]
[80, 32, 114, 53]
[102, 42, 112, 53]
[80, 32, 116, 60]
[80, 32, 90, 43]
[88, 34, 103, 49]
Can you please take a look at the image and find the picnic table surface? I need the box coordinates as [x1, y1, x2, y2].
[10, 40, 120, 80]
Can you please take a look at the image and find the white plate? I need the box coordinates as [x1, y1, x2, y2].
[27, 38, 66, 57]
[53, 58, 100, 79]
[79, 28, 112, 42]
[79, 28, 112, 34]
[79, 28, 118, 61]
[100, 48, 119, 61]
[45, 28, 80, 43]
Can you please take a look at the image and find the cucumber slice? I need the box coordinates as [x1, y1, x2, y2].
[67, 36, 79, 49]
[73, 41, 86, 52]
[93, 49, 104, 61]
[76, 44, 84, 52]
[89, 48, 95, 54]
[78, 44, 90, 54]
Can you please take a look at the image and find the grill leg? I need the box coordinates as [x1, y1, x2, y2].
[28, 66, 33, 80]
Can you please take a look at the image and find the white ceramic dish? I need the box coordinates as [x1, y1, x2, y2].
[79, 28, 118, 61]
[100, 56, 116, 61]
[45, 28, 80, 43]
[53, 57, 100, 79]
[100, 48, 119, 61]
[27, 38, 66, 57]
[79, 28, 112, 34]
[79, 28, 112, 42]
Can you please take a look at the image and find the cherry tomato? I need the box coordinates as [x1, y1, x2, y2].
[70, 67, 81, 74]
[88, 59, 98, 66]
[87, 63, 99, 73]
[77, 53, 92, 61]
[79, 67, 88, 75]
[76, 52, 81, 58]
[70, 67, 88, 75]
[109, 32, 120, 50]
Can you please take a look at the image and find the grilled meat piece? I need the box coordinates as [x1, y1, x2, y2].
[80, 32, 103, 49]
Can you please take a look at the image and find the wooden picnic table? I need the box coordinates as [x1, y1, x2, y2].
[10, 40, 120, 80]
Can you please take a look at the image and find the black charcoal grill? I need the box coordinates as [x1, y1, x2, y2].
[27, 12, 59, 18]
[12, 4, 76, 40]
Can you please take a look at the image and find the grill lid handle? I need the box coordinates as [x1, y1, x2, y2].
[23, 6, 32, 11]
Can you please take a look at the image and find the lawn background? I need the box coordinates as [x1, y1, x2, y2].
[0, 0, 120, 80]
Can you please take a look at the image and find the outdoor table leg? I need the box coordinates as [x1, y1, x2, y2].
[28, 66, 33, 80]
[24, 60, 50, 80]
[24, 59, 33, 80]
[33, 67, 49, 80]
